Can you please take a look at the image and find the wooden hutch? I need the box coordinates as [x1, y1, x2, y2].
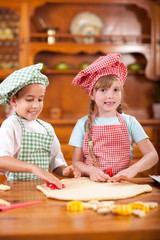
[0, 0, 160, 178]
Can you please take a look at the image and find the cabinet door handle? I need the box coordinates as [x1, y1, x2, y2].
[57, 134, 69, 140]
[63, 150, 69, 157]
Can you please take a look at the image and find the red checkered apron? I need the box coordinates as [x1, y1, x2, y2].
[83, 113, 131, 176]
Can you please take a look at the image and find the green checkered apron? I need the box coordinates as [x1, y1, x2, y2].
[7, 114, 54, 180]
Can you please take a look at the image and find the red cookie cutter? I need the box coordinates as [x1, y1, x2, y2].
[47, 182, 65, 190]
[106, 168, 113, 177]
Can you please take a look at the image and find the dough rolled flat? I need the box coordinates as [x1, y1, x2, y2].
[37, 177, 152, 201]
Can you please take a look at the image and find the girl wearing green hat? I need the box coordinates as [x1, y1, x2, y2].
[0, 64, 80, 188]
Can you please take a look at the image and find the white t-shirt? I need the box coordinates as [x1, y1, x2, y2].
[0, 114, 67, 176]
[69, 113, 149, 160]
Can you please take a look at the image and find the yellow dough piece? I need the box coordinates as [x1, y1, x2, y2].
[67, 201, 85, 212]
[129, 202, 149, 213]
[114, 204, 133, 215]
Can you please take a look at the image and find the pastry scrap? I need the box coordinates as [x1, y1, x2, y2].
[132, 209, 146, 218]
[84, 200, 115, 212]
[0, 184, 11, 191]
[0, 199, 11, 206]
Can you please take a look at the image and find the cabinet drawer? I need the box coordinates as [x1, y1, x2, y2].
[54, 127, 73, 143]
[61, 144, 73, 160]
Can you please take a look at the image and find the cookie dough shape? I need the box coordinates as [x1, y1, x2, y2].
[37, 177, 152, 201]
[0, 184, 11, 191]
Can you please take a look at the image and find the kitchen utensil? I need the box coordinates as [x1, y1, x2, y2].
[0, 201, 42, 212]
[47, 182, 65, 190]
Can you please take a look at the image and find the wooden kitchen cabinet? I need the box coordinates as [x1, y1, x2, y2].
[0, 0, 160, 178]
[131, 120, 160, 176]
[27, 0, 160, 120]
[0, 7, 20, 78]
[153, 0, 160, 79]
[51, 121, 75, 166]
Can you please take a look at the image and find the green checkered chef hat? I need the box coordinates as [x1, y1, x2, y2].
[0, 63, 49, 105]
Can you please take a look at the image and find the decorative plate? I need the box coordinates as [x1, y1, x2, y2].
[70, 11, 104, 43]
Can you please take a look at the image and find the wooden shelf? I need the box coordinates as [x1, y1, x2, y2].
[0, 38, 19, 45]
[30, 42, 151, 56]
[31, 33, 151, 44]
[0, 68, 145, 81]
[127, 70, 145, 75]
[41, 69, 145, 75]
[42, 69, 79, 74]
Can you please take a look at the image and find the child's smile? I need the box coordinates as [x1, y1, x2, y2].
[104, 101, 115, 106]
[28, 110, 40, 117]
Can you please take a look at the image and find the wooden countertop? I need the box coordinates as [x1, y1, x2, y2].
[0, 178, 160, 240]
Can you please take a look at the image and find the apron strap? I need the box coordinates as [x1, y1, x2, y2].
[36, 119, 52, 136]
[14, 113, 25, 131]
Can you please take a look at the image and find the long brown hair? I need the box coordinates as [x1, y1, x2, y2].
[86, 75, 125, 166]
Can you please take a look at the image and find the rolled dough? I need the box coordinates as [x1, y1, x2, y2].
[37, 177, 152, 201]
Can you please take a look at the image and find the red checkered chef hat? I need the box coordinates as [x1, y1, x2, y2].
[72, 53, 127, 96]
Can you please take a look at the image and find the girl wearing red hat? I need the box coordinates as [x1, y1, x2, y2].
[69, 53, 158, 182]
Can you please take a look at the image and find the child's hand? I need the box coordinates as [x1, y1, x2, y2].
[107, 168, 136, 183]
[107, 173, 130, 183]
[32, 164, 62, 188]
[63, 165, 81, 178]
[89, 166, 109, 182]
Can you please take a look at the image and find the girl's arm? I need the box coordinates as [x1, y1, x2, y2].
[108, 139, 159, 182]
[0, 155, 62, 188]
[133, 138, 159, 173]
[72, 146, 109, 182]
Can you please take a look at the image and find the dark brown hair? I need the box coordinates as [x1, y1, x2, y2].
[86, 75, 124, 166]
